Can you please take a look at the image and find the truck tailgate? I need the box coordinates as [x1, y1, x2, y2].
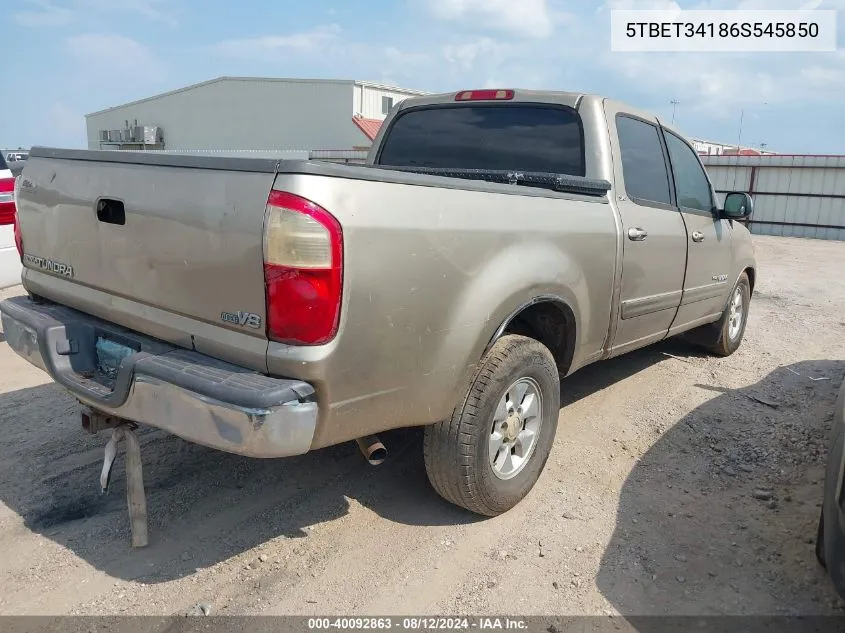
[15, 150, 277, 371]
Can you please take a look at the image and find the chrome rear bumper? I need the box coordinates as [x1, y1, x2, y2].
[0, 296, 318, 458]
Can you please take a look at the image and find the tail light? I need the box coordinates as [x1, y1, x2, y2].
[455, 89, 515, 101]
[10, 176, 23, 260]
[263, 190, 343, 345]
[14, 209, 23, 260]
[0, 177, 14, 226]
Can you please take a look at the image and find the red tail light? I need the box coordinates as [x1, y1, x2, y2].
[263, 190, 343, 346]
[455, 89, 515, 102]
[14, 209, 23, 260]
[0, 177, 15, 226]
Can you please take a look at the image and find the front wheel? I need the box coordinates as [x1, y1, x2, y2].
[423, 334, 560, 516]
[685, 272, 751, 357]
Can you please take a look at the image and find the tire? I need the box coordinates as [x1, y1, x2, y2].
[816, 510, 827, 569]
[685, 272, 751, 357]
[423, 334, 560, 516]
[818, 427, 844, 569]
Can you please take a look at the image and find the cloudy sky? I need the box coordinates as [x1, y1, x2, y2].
[2, 0, 844, 152]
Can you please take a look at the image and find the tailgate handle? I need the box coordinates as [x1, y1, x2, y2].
[96, 198, 126, 226]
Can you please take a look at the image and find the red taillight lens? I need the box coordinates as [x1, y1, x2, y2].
[0, 177, 15, 226]
[263, 190, 343, 346]
[455, 89, 515, 102]
[14, 210, 23, 260]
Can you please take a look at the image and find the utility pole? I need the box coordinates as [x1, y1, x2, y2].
[737, 109, 745, 149]
[670, 99, 680, 124]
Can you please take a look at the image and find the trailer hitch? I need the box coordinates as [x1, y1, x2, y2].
[85, 408, 148, 548]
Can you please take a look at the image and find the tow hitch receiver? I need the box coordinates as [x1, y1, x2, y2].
[84, 408, 149, 548]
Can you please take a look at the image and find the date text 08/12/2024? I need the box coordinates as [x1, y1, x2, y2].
[307, 618, 528, 630]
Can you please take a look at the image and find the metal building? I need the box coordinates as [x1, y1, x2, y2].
[703, 154, 845, 241]
[85, 77, 429, 152]
[692, 139, 777, 157]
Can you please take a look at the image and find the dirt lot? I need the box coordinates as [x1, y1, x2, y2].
[0, 234, 844, 617]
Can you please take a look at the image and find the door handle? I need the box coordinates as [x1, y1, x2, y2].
[96, 198, 126, 225]
[627, 227, 648, 241]
[691, 231, 705, 242]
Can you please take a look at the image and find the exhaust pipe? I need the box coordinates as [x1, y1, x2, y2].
[355, 435, 387, 466]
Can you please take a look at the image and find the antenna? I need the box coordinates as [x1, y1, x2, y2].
[670, 99, 680, 124]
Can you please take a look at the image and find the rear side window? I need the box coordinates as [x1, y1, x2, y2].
[0, 153, 7, 171]
[615, 115, 671, 206]
[377, 104, 585, 176]
[664, 131, 715, 212]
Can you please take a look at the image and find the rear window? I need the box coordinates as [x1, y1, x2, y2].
[0, 154, 7, 171]
[377, 104, 585, 176]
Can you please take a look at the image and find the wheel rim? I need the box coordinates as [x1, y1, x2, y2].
[488, 377, 543, 480]
[728, 286, 744, 340]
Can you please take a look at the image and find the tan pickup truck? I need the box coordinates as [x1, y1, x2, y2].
[1, 89, 756, 517]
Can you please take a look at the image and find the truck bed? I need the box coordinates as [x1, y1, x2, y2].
[14, 146, 619, 447]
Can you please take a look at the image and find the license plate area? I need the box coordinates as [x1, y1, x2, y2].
[93, 333, 140, 389]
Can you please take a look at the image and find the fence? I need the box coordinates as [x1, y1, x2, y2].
[702, 154, 845, 242]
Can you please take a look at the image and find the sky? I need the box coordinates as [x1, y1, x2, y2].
[1, 0, 844, 153]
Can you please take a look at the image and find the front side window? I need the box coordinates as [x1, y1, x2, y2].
[615, 115, 672, 206]
[664, 131, 715, 212]
[377, 104, 585, 176]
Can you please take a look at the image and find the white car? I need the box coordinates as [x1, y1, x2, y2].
[0, 153, 23, 289]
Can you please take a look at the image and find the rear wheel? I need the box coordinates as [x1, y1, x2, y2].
[685, 272, 751, 357]
[818, 427, 844, 569]
[816, 510, 827, 568]
[423, 334, 560, 516]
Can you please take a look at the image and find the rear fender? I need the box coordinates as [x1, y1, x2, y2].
[439, 241, 585, 416]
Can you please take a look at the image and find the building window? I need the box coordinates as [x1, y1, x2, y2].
[382, 96, 394, 115]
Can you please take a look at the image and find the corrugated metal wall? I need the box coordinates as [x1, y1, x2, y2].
[354, 85, 419, 119]
[309, 149, 368, 164]
[86, 78, 364, 151]
[703, 154, 845, 242]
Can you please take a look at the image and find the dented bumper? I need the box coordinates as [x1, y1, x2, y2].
[0, 296, 319, 458]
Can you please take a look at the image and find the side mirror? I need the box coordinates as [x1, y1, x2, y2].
[722, 192, 753, 219]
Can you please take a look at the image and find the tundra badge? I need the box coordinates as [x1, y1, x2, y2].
[221, 311, 262, 329]
[23, 254, 74, 278]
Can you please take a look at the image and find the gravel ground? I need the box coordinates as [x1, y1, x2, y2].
[0, 234, 844, 617]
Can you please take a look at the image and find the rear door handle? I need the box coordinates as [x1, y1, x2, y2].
[627, 227, 648, 241]
[691, 231, 705, 242]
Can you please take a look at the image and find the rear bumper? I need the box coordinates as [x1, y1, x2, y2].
[0, 296, 318, 458]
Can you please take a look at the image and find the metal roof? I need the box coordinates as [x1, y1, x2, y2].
[702, 154, 845, 168]
[354, 80, 429, 95]
[85, 76, 429, 118]
[351, 116, 383, 142]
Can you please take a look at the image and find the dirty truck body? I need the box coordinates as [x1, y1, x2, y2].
[0, 90, 756, 516]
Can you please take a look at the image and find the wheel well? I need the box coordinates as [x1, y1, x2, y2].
[745, 267, 756, 294]
[501, 300, 576, 376]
